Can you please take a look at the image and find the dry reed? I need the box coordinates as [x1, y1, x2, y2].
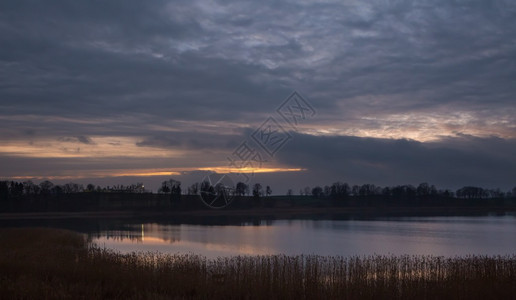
[1, 228, 515, 299]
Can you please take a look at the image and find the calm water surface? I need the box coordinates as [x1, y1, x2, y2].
[91, 215, 516, 258]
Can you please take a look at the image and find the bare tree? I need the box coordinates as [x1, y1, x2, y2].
[188, 183, 199, 195]
[236, 182, 249, 196]
[86, 183, 96, 192]
[39, 180, 54, 195]
[303, 186, 310, 196]
[311, 186, 323, 198]
[252, 183, 262, 198]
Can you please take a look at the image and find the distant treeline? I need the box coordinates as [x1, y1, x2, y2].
[0, 180, 147, 196]
[0, 179, 515, 212]
[290, 182, 515, 200]
[1, 179, 515, 199]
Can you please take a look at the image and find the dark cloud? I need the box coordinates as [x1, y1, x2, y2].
[1, 0, 514, 120]
[135, 131, 243, 151]
[275, 133, 516, 190]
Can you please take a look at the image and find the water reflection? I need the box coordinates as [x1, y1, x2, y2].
[91, 216, 516, 258]
[96, 224, 181, 243]
[93, 223, 278, 257]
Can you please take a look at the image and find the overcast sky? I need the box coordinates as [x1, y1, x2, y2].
[0, 0, 515, 192]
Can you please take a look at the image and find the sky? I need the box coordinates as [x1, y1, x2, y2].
[0, 0, 515, 193]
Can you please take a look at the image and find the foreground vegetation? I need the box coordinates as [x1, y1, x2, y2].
[1, 228, 515, 299]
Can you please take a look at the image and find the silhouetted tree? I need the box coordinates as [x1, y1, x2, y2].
[86, 183, 96, 192]
[10, 181, 23, 198]
[51, 185, 63, 196]
[417, 182, 430, 197]
[0, 181, 8, 203]
[158, 181, 171, 194]
[303, 186, 310, 196]
[330, 182, 350, 199]
[169, 180, 181, 202]
[440, 189, 453, 198]
[323, 185, 331, 197]
[135, 182, 145, 193]
[188, 183, 199, 195]
[252, 183, 262, 198]
[63, 182, 82, 194]
[266, 186, 272, 197]
[39, 180, 54, 196]
[200, 180, 214, 194]
[405, 185, 417, 199]
[456, 186, 486, 199]
[359, 184, 376, 197]
[351, 185, 359, 197]
[23, 180, 40, 195]
[235, 182, 249, 196]
[488, 188, 504, 198]
[311, 186, 323, 198]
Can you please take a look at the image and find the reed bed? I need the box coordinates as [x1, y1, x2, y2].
[1, 228, 515, 299]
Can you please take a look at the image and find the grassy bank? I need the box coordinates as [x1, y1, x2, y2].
[1, 228, 515, 299]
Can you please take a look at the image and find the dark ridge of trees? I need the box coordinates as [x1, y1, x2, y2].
[282, 181, 515, 202]
[0, 179, 514, 201]
[158, 179, 181, 202]
[0, 178, 515, 212]
[0, 180, 147, 200]
[455, 186, 505, 199]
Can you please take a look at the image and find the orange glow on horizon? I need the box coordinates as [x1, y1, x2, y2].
[198, 167, 305, 174]
[4, 166, 305, 181]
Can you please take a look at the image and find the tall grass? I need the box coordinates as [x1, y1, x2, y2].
[1, 228, 515, 299]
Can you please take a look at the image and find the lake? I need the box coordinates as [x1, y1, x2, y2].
[87, 215, 516, 258]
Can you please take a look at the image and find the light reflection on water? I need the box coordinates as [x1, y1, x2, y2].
[91, 216, 516, 258]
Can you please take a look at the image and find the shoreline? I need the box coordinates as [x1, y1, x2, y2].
[1, 205, 515, 220]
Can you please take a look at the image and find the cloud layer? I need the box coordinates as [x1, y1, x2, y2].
[0, 0, 515, 190]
